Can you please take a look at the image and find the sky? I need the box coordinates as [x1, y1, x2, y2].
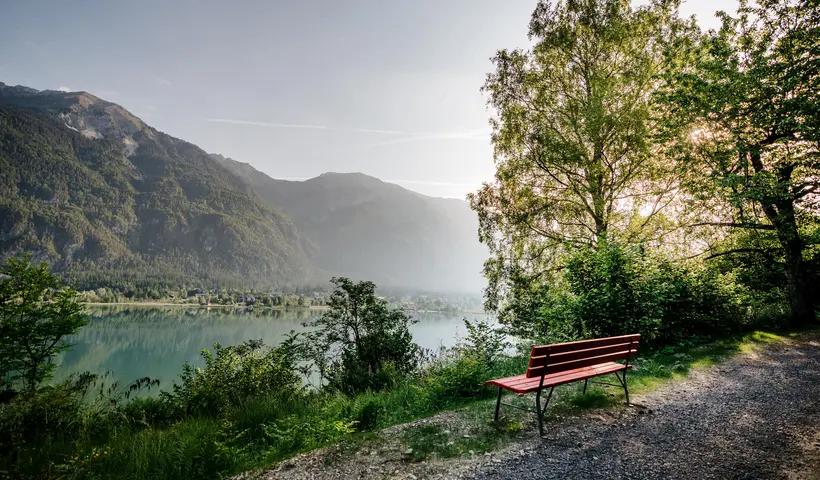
[0, 0, 739, 199]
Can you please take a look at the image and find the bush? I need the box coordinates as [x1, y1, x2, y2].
[455, 318, 508, 367]
[163, 339, 302, 417]
[421, 319, 509, 409]
[0, 256, 88, 392]
[503, 241, 749, 348]
[294, 277, 420, 394]
[422, 356, 489, 409]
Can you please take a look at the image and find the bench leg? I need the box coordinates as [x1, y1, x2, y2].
[615, 371, 630, 405]
[494, 386, 503, 422]
[583, 379, 588, 394]
[535, 386, 554, 437]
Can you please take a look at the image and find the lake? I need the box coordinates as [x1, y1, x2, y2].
[54, 306, 491, 392]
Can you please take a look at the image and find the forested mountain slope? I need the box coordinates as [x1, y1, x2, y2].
[0, 82, 486, 292]
[213, 155, 487, 292]
[0, 84, 313, 289]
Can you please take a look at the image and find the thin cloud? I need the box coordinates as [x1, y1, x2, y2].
[56, 86, 72, 92]
[389, 179, 482, 188]
[361, 129, 491, 148]
[206, 118, 491, 144]
[206, 118, 405, 135]
[154, 76, 172, 86]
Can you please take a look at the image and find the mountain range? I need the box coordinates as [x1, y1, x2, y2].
[0, 82, 487, 292]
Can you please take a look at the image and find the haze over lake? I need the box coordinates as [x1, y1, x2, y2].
[55, 306, 491, 392]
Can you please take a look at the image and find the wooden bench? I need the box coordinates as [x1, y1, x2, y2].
[486, 333, 640, 436]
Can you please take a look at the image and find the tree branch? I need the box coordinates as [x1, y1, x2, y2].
[704, 248, 774, 260]
[689, 222, 776, 230]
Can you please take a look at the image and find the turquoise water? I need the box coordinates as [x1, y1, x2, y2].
[54, 306, 488, 392]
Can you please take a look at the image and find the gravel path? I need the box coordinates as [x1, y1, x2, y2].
[471, 333, 820, 480]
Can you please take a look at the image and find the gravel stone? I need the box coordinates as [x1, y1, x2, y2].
[249, 332, 820, 479]
[469, 333, 820, 480]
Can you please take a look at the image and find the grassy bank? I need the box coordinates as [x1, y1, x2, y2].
[395, 328, 805, 463]
[81, 302, 331, 310]
[4, 327, 809, 480]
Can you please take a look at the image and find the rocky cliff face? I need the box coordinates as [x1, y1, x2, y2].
[0, 83, 147, 155]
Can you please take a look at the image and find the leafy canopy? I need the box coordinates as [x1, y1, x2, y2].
[657, 0, 820, 324]
[0, 255, 87, 392]
[469, 0, 683, 315]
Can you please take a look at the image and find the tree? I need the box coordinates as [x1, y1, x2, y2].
[658, 0, 820, 324]
[295, 277, 419, 393]
[469, 0, 682, 315]
[0, 256, 88, 392]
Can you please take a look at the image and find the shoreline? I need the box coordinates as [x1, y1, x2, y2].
[83, 302, 330, 310]
[82, 302, 486, 315]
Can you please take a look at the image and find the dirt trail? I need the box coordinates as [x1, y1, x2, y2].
[250, 331, 820, 480]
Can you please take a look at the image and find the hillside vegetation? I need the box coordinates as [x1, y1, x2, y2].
[0, 90, 313, 289]
[0, 83, 486, 292]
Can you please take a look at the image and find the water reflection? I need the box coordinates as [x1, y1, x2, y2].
[55, 306, 488, 392]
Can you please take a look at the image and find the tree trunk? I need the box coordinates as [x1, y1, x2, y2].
[782, 235, 816, 326]
[751, 153, 817, 326]
[772, 200, 817, 326]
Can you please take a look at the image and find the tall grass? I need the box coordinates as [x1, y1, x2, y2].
[2, 328, 808, 480]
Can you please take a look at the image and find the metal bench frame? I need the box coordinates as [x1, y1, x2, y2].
[488, 334, 638, 436]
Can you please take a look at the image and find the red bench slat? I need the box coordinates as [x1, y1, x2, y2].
[487, 362, 631, 393]
[526, 349, 637, 377]
[528, 341, 639, 368]
[490, 363, 620, 388]
[530, 334, 640, 357]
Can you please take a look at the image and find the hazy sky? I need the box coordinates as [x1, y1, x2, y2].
[1, 0, 738, 198]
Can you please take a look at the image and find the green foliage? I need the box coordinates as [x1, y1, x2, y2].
[0, 104, 311, 291]
[469, 0, 684, 314]
[294, 277, 420, 394]
[500, 241, 747, 347]
[163, 339, 302, 417]
[656, 0, 820, 324]
[455, 318, 508, 368]
[0, 255, 87, 391]
[422, 320, 515, 409]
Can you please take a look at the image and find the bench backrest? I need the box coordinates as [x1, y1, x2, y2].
[525, 334, 640, 378]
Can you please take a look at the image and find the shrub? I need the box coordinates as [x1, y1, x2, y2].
[502, 241, 749, 348]
[422, 356, 489, 409]
[294, 277, 420, 394]
[455, 318, 508, 367]
[164, 339, 302, 417]
[0, 256, 88, 392]
[420, 319, 509, 409]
